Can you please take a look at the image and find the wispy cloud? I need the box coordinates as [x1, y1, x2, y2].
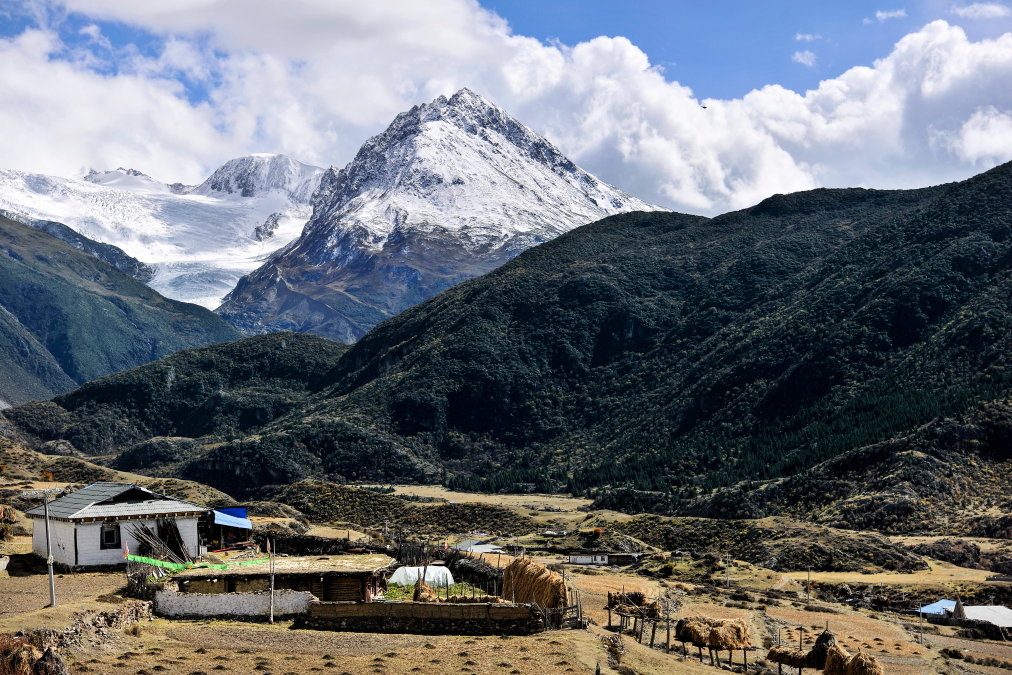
[795, 33, 821, 41]
[950, 3, 1011, 18]
[876, 9, 908, 21]
[791, 50, 817, 67]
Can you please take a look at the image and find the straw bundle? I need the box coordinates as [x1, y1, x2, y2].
[5, 644, 42, 675]
[845, 652, 884, 675]
[676, 617, 752, 650]
[501, 558, 567, 609]
[708, 619, 753, 650]
[413, 580, 438, 603]
[824, 645, 851, 675]
[767, 645, 808, 668]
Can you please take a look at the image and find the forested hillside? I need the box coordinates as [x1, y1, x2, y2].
[9, 162, 1012, 508]
[0, 214, 240, 405]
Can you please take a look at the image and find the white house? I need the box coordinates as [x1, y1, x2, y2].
[569, 553, 609, 565]
[25, 482, 208, 568]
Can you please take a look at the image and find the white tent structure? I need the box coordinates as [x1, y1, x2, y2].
[961, 606, 1012, 627]
[388, 566, 455, 586]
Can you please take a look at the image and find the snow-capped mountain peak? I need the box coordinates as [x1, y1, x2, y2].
[191, 154, 324, 202]
[217, 88, 665, 342]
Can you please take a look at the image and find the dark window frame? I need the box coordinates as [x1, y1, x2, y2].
[99, 522, 121, 549]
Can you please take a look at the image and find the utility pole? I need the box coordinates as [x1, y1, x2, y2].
[23, 488, 62, 607]
[807, 567, 811, 603]
[725, 554, 731, 588]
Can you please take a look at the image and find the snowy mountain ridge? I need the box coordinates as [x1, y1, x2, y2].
[0, 154, 325, 308]
[217, 88, 666, 342]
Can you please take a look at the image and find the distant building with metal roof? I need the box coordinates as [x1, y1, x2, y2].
[24, 482, 208, 569]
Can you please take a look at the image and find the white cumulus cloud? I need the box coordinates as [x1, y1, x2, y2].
[795, 33, 820, 41]
[0, 3, 1011, 215]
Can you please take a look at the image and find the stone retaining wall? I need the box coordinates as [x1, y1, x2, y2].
[299, 601, 544, 635]
[20, 600, 153, 651]
[154, 589, 314, 620]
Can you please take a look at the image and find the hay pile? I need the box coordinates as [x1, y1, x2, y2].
[767, 645, 809, 668]
[675, 617, 753, 650]
[823, 645, 884, 675]
[767, 630, 842, 670]
[412, 580, 438, 603]
[502, 558, 567, 609]
[608, 591, 648, 607]
[607, 591, 662, 618]
[0, 636, 68, 675]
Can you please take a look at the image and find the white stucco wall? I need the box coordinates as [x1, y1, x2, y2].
[32, 518, 76, 567]
[77, 516, 200, 567]
[154, 589, 314, 618]
[30, 515, 201, 567]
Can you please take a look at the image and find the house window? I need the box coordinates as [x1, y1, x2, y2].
[100, 523, 121, 549]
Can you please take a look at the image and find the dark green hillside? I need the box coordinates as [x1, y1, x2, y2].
[0, 306, 75, 404]
[664, 399, 1012, 535]
[5, 332, 348, 454]
[0, 214, 240, 404]
[15, 161, 1012, 511]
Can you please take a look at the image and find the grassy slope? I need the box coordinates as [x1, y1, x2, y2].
[0, 214, 241, 403]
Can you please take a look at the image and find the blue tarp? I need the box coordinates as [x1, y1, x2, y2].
[919, 599, 956, 615]
[217, 507, 248, 519]
[213, 510, 252, 530]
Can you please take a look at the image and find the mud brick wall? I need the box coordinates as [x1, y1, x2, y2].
[301, 601, 544, 635]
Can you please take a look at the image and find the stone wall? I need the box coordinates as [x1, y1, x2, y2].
[21, 600, 153, 651]
[154, 589, 313, 619]
[300, 601, 544, 635]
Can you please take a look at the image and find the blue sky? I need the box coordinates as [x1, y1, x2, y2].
[485, 0, 1012, 98]
[3, 0, 1012, 213]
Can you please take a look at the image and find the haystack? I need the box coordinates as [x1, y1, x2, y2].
[6, 644, 43, 675]
[707, 619, 753, 650]
[767, 645, 808, 668]
[845, 651, 884, 675]
[413, 580, 438, 603]
[824, 645, 851, 675]
[675, 617, 752, 650]
[502, 557, 567, 609]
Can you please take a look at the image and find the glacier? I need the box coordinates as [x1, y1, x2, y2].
[0, 154, 323, 308]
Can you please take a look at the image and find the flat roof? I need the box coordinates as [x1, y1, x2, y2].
[174, 554, 396, 579]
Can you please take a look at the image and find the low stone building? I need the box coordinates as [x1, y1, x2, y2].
[169, 554, 395, 601]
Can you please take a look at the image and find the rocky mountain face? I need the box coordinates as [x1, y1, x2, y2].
[0, 214, 240, 405]
[216, 88, 663, 343]
[0, 154, 324, 308]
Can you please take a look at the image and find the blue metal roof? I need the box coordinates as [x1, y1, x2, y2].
[919, 599, 956, 615]
[213, 510, 252, 530]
